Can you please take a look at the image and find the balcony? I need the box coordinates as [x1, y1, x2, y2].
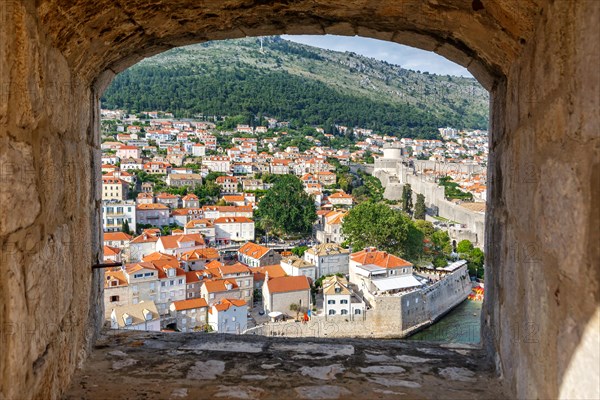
[64, 330, 506, 399]
[104, 212, 128, 217]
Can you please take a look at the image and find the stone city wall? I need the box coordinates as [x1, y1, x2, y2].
[374, 166, 486, 245]
[245, 268, 472, 339]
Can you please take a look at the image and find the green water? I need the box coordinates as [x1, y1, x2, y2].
[407, 300, 482, 344]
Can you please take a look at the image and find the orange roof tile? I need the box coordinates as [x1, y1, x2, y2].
[180, 248, 220, 261]
[202, 205, 253, 213]
[214, 217, 253, 224]
[351, 248, 412, 269]
[203, 279, 238, 293]
[172, 208, 203, 216]
[150, 260, 186, 279]
[325, 210, 347, 225]
[266, 276, 310, 293]
[205, 260, 225, 269]
[156, 192, 179, 199]
[216, 176, 238, 183]
[103, 245, 121, 256]
[137, 203, 169, 210]
[223, 195, 245, 202]
[238, 242, 271, 259]
[142, 252, 178, 262]
[102, 177, 128, 185]
[185, 271, 202, 283]
[185, 219, 214, 229]
[218, 263, 251, 275]
[171, 298, 208, 311]
[103, 232, 132, 242]
[124, 262, 157, 274]
[158, 234, 205, 250]
[329, 191, 353, 199]
[212, 298, 246, 312]
[252, 265, 286, 282]
[104, 270, 128, 288]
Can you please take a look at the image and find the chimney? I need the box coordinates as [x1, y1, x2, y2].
[265, 271, 269, 282]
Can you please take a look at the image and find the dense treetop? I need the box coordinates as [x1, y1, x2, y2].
[255, 175, 317, 237]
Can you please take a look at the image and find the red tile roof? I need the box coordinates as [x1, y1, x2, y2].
[142, 252, 178, 262]
[103, 232, 132, 242]
[137, 203, 169, 210]
[203, 279, 238, 293]
[180, 248, 220, 261]
[212, 298, 247, 312]
[103, 245, 121, 256]
[158, 234, 205, 250]
[104, 270, 128, 288]
[214, 217, 253, 224]
[124, 262, 157, 274]
[329, 191, 353, 199]
[252, 265, 287, 283]
[238, 242, 270, 259]
[171, 298, 208, 311]
[266, 275, 310, 294]
[351, 248, 412, 269]
[185, 271, 202, 284]
[218, 263, 251, 275]
[185, 219, 214, 229]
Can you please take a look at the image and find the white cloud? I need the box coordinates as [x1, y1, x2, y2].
[281, 35, 472, 78]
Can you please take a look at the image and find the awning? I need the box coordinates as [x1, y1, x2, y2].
[440, 260, 468, 272]
[372, 275, 423, 292]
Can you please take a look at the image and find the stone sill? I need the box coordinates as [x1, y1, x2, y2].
[65, 330, 506, 399]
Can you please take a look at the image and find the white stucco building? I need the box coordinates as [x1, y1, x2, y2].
[214, 217, 255, 244]
[304, 243, 350, 278]
[102, 200, 136, 233]
[322, 275, 365, 319]
[207, 299, 247, 333]
[280, 255, 317, 282]
[110, 301, 161, 331]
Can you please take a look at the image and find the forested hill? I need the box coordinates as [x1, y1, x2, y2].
[101, 36, 489, 138]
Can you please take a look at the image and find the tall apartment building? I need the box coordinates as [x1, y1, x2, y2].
[102, 200, 136, 233]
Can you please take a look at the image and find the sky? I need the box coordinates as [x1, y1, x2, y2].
[281, 35, 472, 78]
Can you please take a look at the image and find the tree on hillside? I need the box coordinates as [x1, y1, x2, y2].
[401, 184, 413, 214]
[256, 175, 317, 237]
[431, 230, 452, 257]
[341, 201, 414, 258]
[414, 219, 435, 238]
[457, 239, 474, 254]
[467, 248, 485, 279]
[193, 181, 221, 205]
[456, 240, 484, 278]
[291, 246, 309, 257]
[414, 193, 426, 220]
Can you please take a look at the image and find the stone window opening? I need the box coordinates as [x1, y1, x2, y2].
[1, 3, 596, 400]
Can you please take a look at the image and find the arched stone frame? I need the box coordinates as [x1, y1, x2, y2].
[0, 1, 598, 399]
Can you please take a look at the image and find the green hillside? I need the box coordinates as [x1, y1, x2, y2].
[101, 36, 489, 138]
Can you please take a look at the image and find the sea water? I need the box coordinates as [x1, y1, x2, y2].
[407, 300, 482, 344]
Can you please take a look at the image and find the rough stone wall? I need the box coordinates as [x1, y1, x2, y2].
[483, 0, 600, 398]
[0, 2, 104, 399]
[247, 270, 471, 339]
